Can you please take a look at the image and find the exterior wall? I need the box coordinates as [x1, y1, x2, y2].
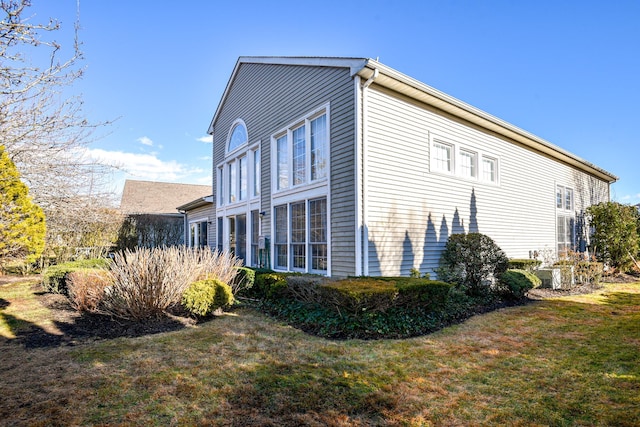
[364, 85, 609, 277]
[211, 63, 357, 276]
[184, 204, 214, 247]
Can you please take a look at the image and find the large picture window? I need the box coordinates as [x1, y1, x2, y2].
[273, 107, 328, 192]
[273, 197, 328, 273]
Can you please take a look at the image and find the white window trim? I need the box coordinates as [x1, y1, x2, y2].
[226, 118, 249, 156]
[270, 196, 331, 275]
[429, 132, 500, 185]
[271, 103, 331, 197]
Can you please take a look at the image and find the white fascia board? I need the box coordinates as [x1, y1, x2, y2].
[356, 60, 618, 184]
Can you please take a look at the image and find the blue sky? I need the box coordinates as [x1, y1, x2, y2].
[30, 1, 640, 204]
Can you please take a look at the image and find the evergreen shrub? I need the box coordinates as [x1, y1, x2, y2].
[182, 279, 233, 317]
[498, 269, 541, 300]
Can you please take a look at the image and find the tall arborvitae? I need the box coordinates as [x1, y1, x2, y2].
[0, 146, 46, 271]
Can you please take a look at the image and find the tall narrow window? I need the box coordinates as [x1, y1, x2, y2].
[432, 141, 452, 173]
[310, 114, 327, 180]
[459, 150, 477, 178]
[277, 135, 288, 190]
[290, 202, 306, 269]
[218, 166, 224, 205]
[239, 156, 247, 201]
[217, 218, 223, 252]
[292, 126, 306, 186]
[253, 148, 261, 197]
[309, 198, 327, 272]
[274, 205, 288, 269]
[236, 214, 246, 262]
[228, 162, 237, 203]
[251, 210, 260, 266]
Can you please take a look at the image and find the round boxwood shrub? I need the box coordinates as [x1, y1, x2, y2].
[498, 269, 541, 300]
[437, 233, 509, 295]
[182, 279, 233, 317]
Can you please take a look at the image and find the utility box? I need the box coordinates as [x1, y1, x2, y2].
[535, 268, 562, 290]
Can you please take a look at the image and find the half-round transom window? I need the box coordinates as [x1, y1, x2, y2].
[228, 121, 248, 152]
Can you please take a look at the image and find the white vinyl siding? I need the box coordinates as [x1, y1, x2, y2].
[364, 85, 609, 277]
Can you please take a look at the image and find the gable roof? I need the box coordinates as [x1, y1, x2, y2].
[119, 180, 211, 215]
[209, 56, 617, 184]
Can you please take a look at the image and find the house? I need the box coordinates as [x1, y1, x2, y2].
[119, 180, 211, 248]
[202, 56, 617, 278]
[177, 195, 214, 248]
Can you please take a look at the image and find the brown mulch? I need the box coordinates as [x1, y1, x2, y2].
[1, 275, 197, 349]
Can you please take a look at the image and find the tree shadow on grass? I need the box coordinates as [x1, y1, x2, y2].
[0, 293, 192, 349]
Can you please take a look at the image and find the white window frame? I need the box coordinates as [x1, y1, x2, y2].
[556, 184, 576, 256]
[271, 103, 330, 196]
[459, 149, 477, 178]
[429, 133, 499, 184]
[431, 140, 454, 174]
[271, 197, 329, 275]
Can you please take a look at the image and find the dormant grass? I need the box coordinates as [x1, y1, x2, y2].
[0, 279, 638, 426]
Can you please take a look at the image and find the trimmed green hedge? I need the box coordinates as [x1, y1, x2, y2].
[508, 259, 542, 272]
[42, 258, 111, 295]
[498, 269, 541, 300]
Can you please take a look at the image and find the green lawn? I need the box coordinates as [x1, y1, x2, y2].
[1, 278, 638, 426]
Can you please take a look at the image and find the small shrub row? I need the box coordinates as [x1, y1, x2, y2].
[508, 258, 542, 272]
[42, 258, 111, 295]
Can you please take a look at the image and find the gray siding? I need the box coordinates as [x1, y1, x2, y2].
[211, 63, 357, 276]
[365, 85, 609, 277]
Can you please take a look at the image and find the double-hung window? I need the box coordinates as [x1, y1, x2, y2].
[432, 141, 453, 173]
[273, 107, 328, 192]
[459, 149, 477, 178]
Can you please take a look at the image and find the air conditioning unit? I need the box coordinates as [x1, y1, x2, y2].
[535, 268, 562, 290]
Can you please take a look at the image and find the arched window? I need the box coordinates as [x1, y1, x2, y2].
[228, 120, 248, 152]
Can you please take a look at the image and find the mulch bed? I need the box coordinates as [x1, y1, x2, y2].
[1, 275, 197, 349]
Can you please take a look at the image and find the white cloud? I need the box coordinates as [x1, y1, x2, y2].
[137, 136, 154, 146]
[86, 148, 204, 182]
[197, 135, 213, 143]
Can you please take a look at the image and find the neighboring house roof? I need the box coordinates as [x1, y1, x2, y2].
[209, 56, 617, 184]
[119, 180, 211, 215]
[177, 195, 214, 212]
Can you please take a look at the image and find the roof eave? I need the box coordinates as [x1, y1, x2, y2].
[356, 60, 618, 184]
[177, 195, 214, 212]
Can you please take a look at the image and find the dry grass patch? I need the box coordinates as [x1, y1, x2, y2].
[0, 278, 638, 426]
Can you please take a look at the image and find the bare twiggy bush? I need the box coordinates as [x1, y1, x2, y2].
[196, 249, 244, 292]
[67, 269, 113, 312]
[103, 247, 241, 320]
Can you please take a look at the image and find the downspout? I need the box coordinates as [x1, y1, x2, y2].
[361, 68, 378, 276]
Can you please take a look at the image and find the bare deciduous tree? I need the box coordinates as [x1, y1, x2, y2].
[0, 0, 117, 260]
